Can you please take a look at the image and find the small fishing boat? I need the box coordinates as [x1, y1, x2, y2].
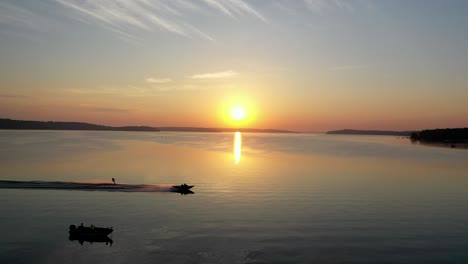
[69, 224, 113, 236]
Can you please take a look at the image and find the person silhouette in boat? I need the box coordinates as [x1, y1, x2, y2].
[112, 178, 116, 184]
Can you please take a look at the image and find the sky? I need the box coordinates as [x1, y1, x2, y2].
[0, 0, 467, 132]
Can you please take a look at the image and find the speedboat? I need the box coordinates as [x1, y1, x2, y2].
[69, 224, 113, 237]
[170, 184, 194, 191]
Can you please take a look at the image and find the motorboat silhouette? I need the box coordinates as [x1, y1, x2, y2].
[170, 184, 194, 191]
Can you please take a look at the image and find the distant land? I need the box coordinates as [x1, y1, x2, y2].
[326, 129, 413, 136]
[0, 118, 296, 133]
[410, 128, 468, 146]
[326, 127, 467, 148]
[0, 118, 160, 132]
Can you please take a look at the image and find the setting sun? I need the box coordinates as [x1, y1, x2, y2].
[218, 97, 257, 128]
[230, 105, 247, 121]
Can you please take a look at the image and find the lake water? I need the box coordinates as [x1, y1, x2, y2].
[0, 130, 467, 264]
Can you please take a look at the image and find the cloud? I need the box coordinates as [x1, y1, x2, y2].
[202, 0, 234, 17]
[191, 70, 238, 79]
[201, 0, 267, 22]
[145, 77, 172, 83]
[52, 0, 265, 43]
[181, 21, 216, 42]
[228, 0, 267, 23]
[148, 14, 188, 37]
[53, 0, 199, 41]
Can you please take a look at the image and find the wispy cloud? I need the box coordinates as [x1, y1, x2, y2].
[181, 21, 216, 42]
[191, 70, 238, 79]
[149, 14, 187, 36]
[228, 0, 268, 23]
[145, 77, 172, 83]
[52, 0, 265, 43]
[202, 0, 234, 17]
[201, 0, 267, 22]
[53, 0, 208, 42]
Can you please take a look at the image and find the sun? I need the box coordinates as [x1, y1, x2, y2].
[218, 97, 255, 127]
[230, 105, 247, 121]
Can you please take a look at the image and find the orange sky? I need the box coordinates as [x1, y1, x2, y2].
[1, 1, 467, 132]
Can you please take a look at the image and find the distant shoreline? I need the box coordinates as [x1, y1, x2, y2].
[0, 118, 160, 132]
[326, 129, 413, 136]
[0, 118, 296, 134]
[410, 128, 468, 149]
[326, 128, 468, 149]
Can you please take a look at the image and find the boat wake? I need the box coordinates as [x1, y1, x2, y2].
[0, 180, 172, 193]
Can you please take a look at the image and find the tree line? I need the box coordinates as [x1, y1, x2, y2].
[410, 128, 468, 143]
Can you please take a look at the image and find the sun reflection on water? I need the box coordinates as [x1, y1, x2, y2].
[234, 132, 242, 164]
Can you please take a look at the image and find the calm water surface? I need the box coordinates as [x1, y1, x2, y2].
[1, 130, 467, 263]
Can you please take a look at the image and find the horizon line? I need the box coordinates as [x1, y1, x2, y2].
[1, 117, 464, 134]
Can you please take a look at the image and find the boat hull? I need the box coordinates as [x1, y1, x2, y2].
[171, 185, 194, 190]
[69, 225, 113, 237]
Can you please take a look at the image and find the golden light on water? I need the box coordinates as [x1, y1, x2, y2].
[234, 131, 242, 164]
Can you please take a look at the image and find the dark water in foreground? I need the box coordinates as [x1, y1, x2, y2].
[0, 130, 467, 263]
